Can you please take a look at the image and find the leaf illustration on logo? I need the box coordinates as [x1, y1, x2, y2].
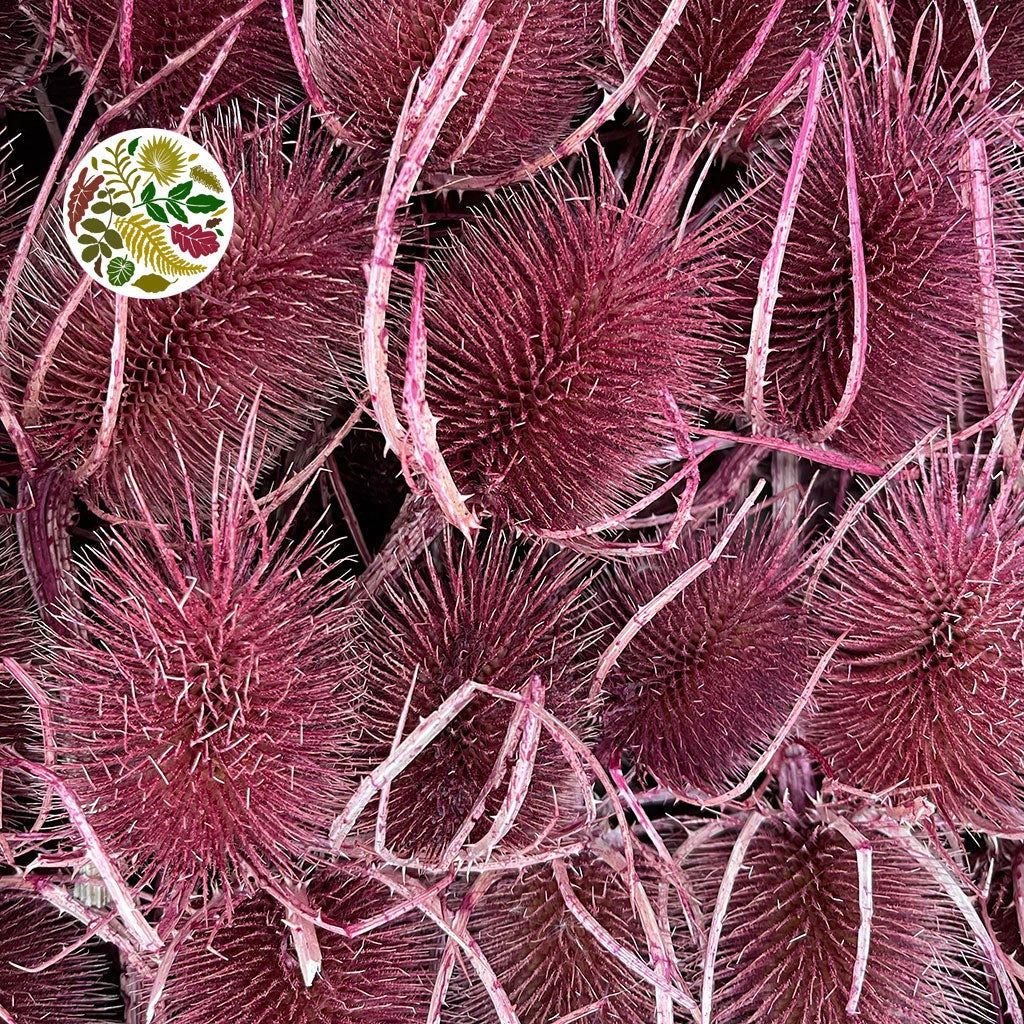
[127, 137, 140, 157]
[115, 214, 205, 277]
[170, 223, 220, 259]
[189, 165, 223, 193]
[67, 168, 104, 234]
[107, 257, 135, 287]
[168, 181, 193, 200]
[185, 194, 225, 214]
[134, 274, 172, 294]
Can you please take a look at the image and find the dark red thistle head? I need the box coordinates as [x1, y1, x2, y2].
[304, 0, 599, 179]
[416, 161, 727, 534]
[683, 814, 995, 1023]
[157, 867, 442, 1024]
[343, 528, 595, 863]
[0, 890, 120, 1023]
[615, 0, 830, 141]
[808, 449, 1024, 833]
[451, 849, 664, 1024]
[716, 55, 989, 461]
[22, 0, 300, 122]
[52, 436, 357, 911]
[595, 512, 813, 795]
[0, 3, 38, 115]
[13, 116, 372, 519]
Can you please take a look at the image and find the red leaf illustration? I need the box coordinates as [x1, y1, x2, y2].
[67, 167, 103, 235]
[170, 223, 219, 258]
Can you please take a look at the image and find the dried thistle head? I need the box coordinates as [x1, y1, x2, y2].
[684, 813, 995, 1024]
[451, 849, 662, 1024]
[158, 867, 442, 1024]
[716, 57, 987, 461]
[344, 529, 595, 863]
[0, 889, 120, 1023]
[52, 435, 357, 911]
[13, 115, 372, 519]
[0, 3, 38, 114]
[809, 449, 1024, 833]
[595, 513, 813, 795]
[21, 0, 300, 122]
[616, 0, 830, 140]
[305, 0, 599, 179]
[416, 161, 727, 534]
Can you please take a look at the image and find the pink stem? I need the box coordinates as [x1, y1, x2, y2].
[815, 82, 868, 441]
[280, 0, 349, 137]
[402, 262, 481, 536]
[743, 53, 826, 430]
[175, 23, 243, 130]
[3, 658, 56, 832]
[74, 293, 128, 485]
[118, 0, 135, 94]
[826, 817, 873, 1015]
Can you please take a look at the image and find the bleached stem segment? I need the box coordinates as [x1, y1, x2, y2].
[75, 294, 129, 485]
[827, 818, 873, 1015]
[284, 901, 322, 987]
[744, 53, 825, 430]
[700, 812, 765, 1024]
[403, 263, 480, 537]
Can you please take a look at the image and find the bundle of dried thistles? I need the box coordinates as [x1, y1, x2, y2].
[2, 1, 1024, 1022]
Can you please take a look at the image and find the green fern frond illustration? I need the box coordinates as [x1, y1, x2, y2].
[189, 165, 223, 193]
[116, 214, 205, 277]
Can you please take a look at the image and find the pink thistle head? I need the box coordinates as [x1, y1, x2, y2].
[615, 0, 830, 140]
[52, 432, 358, 911]
[344, 529, 595, 862]
[22, 0, 300, 122]
[716, 57, 989, 461]
[808, 448, 1024, 833]
[14, 116, 372, 518]
[451, 849, 663, 1024]
[0, 890, 120, 1023]
[304, 0, 599, 179]
[416, 162, 727, 534]
[595, 513, 813, 795]
[683, 813, 995, 1023]
[0, 4, 38, 114]
[158, 867, 442, 1024]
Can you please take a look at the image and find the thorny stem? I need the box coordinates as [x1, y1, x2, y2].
[175, 23, 243, 130]
[280, 0, 350, 138]
[3, 658, 56, 833]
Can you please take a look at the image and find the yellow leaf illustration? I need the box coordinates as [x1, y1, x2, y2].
[115, 214, 206, 278]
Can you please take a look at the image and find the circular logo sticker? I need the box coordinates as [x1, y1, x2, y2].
[63, 128, 233, 299]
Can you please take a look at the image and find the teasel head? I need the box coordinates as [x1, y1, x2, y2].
[682, 809, 996, 1024]
[12, 115, 372, 520]
[0, 889, 120, 1023]
[21, 0, 300, 123]
[155, 866, 442, 1024]
[341, 528, 596, 864]
[595, 511, 814, 797]
[808, 447, 1024, 834]
[413, 158, 728, 536]
[449, 847, 671, 1024]
[613, 0, 831, 145]
[302, 0, 600, 180]
[51, 427, 358, 913]
[0, 3, 38, 115]
[716, 50, 992, 462]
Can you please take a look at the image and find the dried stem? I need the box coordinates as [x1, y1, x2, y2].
[827, 817, 873, 1015]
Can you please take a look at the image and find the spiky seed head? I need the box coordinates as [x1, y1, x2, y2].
[159, 867, 442, 1024]
[20, 0, 300, 121]
[809, 450, 1024, 833]
[450, 851, 661, 1024]
[595, 514, 813, 794]
[12, 116, 372, 519]
[418, 165, 727, 533]
[684, 815, 996, 1024]
[0, 5, 38, 114]
[890, 0, 1024, 99]
[616, 0, 830, 139]
[344, 529, 595, 862]
[305, 0, 599, 179]
[0, 890, 120, 1024]
[716, 61, 986, 461]
[53, 444, 357, 911]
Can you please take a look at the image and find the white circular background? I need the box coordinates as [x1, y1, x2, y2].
[62, 128, 234, 300]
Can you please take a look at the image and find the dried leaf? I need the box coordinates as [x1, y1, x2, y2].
[67, 167, 104, 235]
